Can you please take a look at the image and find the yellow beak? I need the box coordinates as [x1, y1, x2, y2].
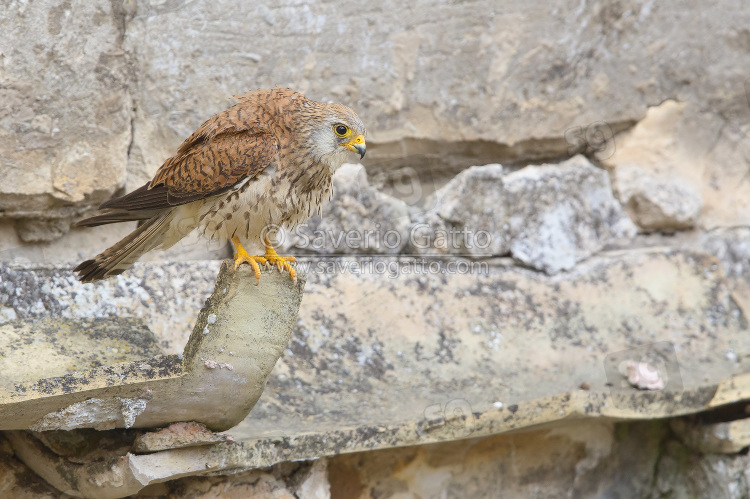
[345, 134, 366, 159]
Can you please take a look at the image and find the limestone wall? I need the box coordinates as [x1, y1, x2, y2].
[2, 0, 750, 497]
[2, 0, 749, 260]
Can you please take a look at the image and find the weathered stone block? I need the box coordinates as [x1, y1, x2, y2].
[431, 164, 509, 257]
[505, 157, 637, 273]
[604, 100, 750, 231]
[121, 0, 750, 175]
[614, 164, 702, 231]
[0, 1, 133, 226]
[411, 156, 636, 273]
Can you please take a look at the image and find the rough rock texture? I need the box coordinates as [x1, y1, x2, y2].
[672, 416, 750, 454]
[1, 245, 749, 494]
[133, 422, 231, 453]
[3, 1, 749, 245]
[413, 156, 636, 273]
[604, 100, 750, 230]
[614, 164, 703, 231]
[137, 416, 750, 499]
[0, 318, 162, 388]
[2, 0, 750, 496]
[13, 217, 78, 244]
[0, 435, 59, 499]
[0, 261, 220, 353]
[118, 0, 750, 175]
[418, 163, 509, 257]
[695, 227, 750, 280]
[11, 416, 750, 499]
[0, 220, 137, 266]
[0, 0, 133, 230]
[504, 157, 637, 272]
[3, 245, 748, 436]
[0, 263, 306, 433]
[327, 420, 665, 499]
[1, 154, 638, 273]
[132, 459, 329, 499]
[653, 439, 750, 499]
[282, 164, 411, 255]
[130, 419, 750, 499]
[28, 396, 150, 431]
[692, 227, 750, 327]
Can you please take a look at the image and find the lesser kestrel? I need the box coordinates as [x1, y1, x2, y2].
[74, 88, 366, 283]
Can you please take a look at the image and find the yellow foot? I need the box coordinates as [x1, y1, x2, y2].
[261, 244, 297, 283]
[231, 236, 296, 285]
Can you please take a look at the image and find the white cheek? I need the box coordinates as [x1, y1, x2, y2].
[317, 149, 345, 173]
[329, 151, 348, 172]
[308, 130, 338, 161]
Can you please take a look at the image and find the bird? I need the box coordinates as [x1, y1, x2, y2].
[74, 87, 366, 284]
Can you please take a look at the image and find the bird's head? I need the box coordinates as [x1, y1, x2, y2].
[307, 102, 366, 171]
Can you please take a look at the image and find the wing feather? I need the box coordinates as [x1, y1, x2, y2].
[78, 89, 299, 227]
[80, 93, 282, 224]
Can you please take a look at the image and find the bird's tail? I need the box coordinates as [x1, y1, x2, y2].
[74, 211, 175, 283]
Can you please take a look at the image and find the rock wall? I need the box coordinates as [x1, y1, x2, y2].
[2, 0, 750, 497]
[4, 418, 750, 498]
[1, 0, 749, 259]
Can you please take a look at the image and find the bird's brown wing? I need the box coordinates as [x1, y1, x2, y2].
[79, 98, 280, 226]
[106, 132, 277, 210]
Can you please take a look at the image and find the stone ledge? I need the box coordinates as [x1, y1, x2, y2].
[0, 262, 305, 432]
[1, 247, 749, 496]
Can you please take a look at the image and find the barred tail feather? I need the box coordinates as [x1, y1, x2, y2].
[75, 209, 160, 227]
[74, 211, 175, 283]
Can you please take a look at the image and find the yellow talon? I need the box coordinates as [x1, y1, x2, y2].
[232, 236, 264, 283]
[232, 236, 296, 285]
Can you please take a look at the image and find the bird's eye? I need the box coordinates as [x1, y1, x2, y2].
[333, 124, 350, 137]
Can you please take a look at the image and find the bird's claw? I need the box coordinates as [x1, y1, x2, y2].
[231, 236, 296, 285]
[262, 249, 297, 284]
[233, 251, 265, 285]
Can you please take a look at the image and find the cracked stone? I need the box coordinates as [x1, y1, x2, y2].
[411, 156, 636, 273]
[29, 394, 150, 431]
[133, 422, 231, 453]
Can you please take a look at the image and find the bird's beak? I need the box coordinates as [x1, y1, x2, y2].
[346, 134, 366, 159]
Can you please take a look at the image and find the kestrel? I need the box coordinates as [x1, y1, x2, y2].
[74, 88, 366, 283]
